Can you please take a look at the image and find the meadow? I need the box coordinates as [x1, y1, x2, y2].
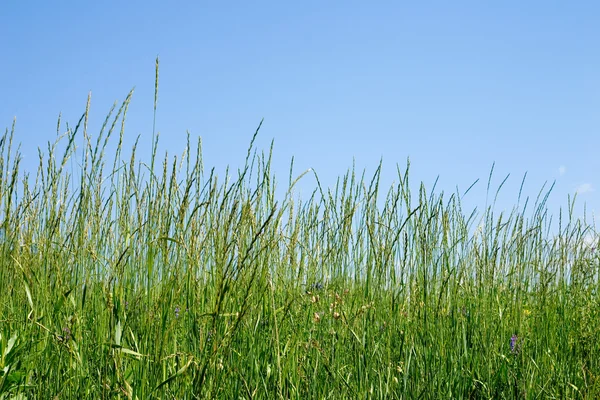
[1, 75, 599, 399]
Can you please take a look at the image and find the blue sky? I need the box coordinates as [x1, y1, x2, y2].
[2, 1, 599, 221]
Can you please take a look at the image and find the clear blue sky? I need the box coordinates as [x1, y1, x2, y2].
[2, 1, 599, 220]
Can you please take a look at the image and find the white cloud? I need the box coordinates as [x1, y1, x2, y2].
[575, 183, 594, 194]
[558, 166, 566, 176]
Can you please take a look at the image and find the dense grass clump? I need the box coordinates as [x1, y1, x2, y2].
[1, 81, 599, 399]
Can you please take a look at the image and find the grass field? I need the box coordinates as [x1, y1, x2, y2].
[1, 72, 599, 399]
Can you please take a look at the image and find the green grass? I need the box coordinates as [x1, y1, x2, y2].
[0, 68, 599, 399]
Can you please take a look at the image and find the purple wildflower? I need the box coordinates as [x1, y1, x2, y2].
[58, 327, 71, 342]
[175, 307, 180, 318]
[510, 334, 520, 354]
[308, 282, 324, 292]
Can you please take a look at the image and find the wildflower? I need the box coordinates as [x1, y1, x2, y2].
[332, 311, 341, 320]
[307, 282, 323, 293]
[510, 334, 520, 354]
[58, 327, 71, 342]
[175, 307, 180, 318]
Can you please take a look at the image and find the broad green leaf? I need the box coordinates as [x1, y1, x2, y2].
[115, 320, 122, 347]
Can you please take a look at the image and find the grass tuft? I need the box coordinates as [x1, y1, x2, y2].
[0, 69, 598, 399]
